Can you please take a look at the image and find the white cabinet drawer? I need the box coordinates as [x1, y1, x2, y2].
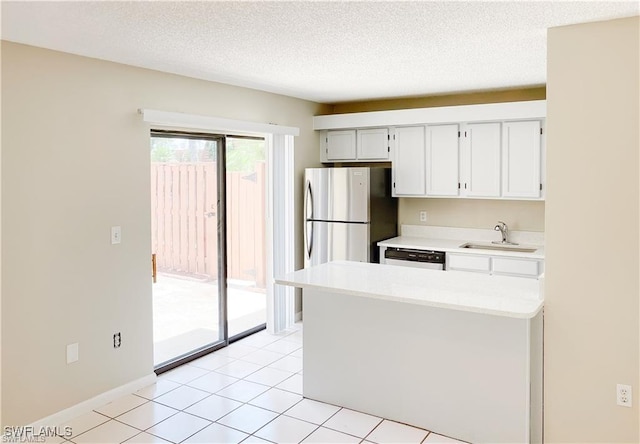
[447, 253, 542, 278]
[492, 257, 539, 277]
[447, 254, 490, 273]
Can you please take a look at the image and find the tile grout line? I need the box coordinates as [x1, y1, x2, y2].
[163, 365, 304, 440]
[146, 364, 302, 435]
[232, 329, 307, 441]
[361, 417, 385, 443]
[214, 331, 320, 443]
[57, 411, 111, 441]
[209, 389, 308, 439]
[247, 406, 321, 443]
[420, 430, 432, 444]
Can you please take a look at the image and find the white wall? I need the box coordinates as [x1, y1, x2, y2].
[0, 41, 327, 426]
[0, 33, 3, 431]
[545, 16, 639, 442]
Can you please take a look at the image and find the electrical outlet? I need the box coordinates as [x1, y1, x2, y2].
[113, 332, 122, 348]
[419, 211, 427, 223]
[617, 384, 632, 407]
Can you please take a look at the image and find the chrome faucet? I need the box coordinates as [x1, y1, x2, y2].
[493, 221, 518, 245]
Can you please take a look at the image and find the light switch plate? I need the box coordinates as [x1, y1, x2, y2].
[67, 343, 79, 364]
[111, 226, 121, 244]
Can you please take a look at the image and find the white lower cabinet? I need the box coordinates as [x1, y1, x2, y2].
[492, 257, 540, 277]
[447, 254, 491, 273]
[448, 253, 542, 278]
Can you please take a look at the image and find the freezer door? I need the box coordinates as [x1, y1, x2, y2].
[305, 167, 369, 223]
[304, 221, 370, 267]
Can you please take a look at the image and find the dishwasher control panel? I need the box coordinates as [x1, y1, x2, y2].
[383, 247, 446, 270]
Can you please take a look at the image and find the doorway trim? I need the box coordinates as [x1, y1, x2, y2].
[140, 109, 300, 137]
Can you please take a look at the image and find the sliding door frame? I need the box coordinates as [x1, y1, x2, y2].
[151, 130, 269, 374]
[150, 130, 226, 373]
[151, 129, 272, 374]
[142, 108, 298, 374]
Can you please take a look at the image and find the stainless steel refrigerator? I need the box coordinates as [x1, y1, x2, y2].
[304, 167, 397, 267]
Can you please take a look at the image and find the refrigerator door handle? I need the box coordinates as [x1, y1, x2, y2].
[306, 221, 314, 260]
[305, 180, 314, 220]
[305, 180, 314, 260]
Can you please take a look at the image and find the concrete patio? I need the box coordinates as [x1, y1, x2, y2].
[153, 273, 266, 366]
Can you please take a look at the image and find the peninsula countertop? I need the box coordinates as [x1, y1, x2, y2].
[276, 260, 543, 319]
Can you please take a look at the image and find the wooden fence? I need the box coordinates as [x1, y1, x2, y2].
[151, 162, 266, 288]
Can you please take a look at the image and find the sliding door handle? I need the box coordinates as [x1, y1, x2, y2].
[152, 253, 157, 283]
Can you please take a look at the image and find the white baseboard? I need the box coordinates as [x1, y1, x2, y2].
[295, 311, 302, 322]
[28, 373, 157, 428]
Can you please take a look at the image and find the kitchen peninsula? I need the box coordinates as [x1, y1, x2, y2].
[276, 261, 543, 444]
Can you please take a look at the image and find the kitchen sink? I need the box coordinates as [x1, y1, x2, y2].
[459, 242, 538, 253]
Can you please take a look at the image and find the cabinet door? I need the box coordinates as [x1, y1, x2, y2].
[502, 121, 542, 198]
[492, 257, 540, 278]
[393, 126, 426, 196]
[357, 128, 389, 160]
[426, 124, 460, 196]
[327, 130, 356, 160]
[464, 123, 501, 197]
[447, 254, 491, 273]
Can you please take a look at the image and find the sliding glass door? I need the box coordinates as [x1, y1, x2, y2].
[150, 131, 266, 369]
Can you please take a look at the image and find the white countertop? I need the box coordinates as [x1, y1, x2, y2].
[277, 261, 543, 319]
[378, 236, 545, 259]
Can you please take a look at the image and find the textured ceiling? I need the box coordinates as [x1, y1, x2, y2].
[2, 1, 638, 103]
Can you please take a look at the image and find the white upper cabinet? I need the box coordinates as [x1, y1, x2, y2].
[322, 129, 389, 162]
[502, 121, 542, 198]
[426, 124, 460, 196]
[326, 130, 357, 160]
[357, 128, 390, 160]
[316, 101, 546, 201]
[463, 122, 501, 198]
[393, 126, 426, 196]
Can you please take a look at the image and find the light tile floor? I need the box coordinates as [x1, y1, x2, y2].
[53, 323, 468, 444]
